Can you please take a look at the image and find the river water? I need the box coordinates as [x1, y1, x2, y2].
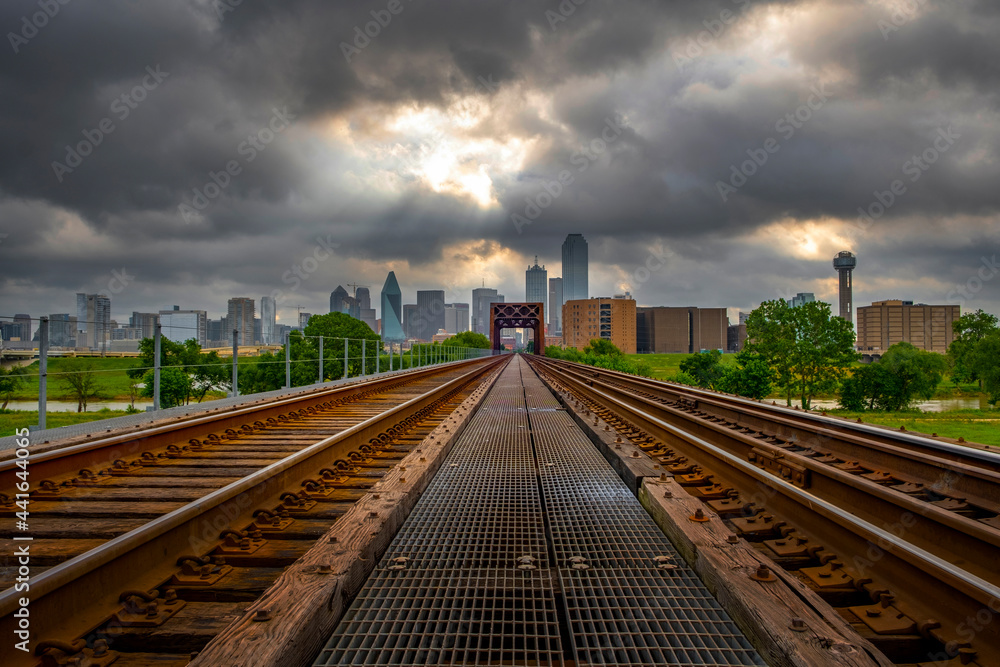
[803, 397, 991, 412]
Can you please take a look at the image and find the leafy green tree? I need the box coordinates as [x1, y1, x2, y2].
[745, 300, 858, 410]
[968, 331, 1000, 406]
[838, 363, 900, 411]
[0, 366, 28, 410]
[877, 342, 947, 410]
[839, 343, 947, 411]
[949, 310, 999, 387]
[190, 350, 230, 402]
[442, 331, 491, 349]
[679, 350, 724, 389]
[59, 359, 104, 412]
[238, 351, 286, 394]
[717, 351, 774, 399]
[583, 339, 622, 357]
[141, 366, 191, 409]
[302, 312, 382, 381]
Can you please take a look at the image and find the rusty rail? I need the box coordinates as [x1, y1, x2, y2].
[529, 356, 1000, 666]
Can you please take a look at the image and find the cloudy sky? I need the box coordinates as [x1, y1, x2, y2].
[1, 0, 998, 329]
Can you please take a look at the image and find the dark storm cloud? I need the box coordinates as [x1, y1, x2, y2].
[1, 0, 998, 320]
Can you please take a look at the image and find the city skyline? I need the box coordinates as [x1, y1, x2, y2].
[1, 2, 998, 328]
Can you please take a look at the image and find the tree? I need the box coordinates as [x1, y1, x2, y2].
[59, 359, 103, 412]
[583, 339, 622, 357]
[968, 331, 1000, 406]
[679, 350, 724, 389]
[238, 352, 285, 394]
[838, 343, 947, 411]
[141, 367, 191, 409]
[745, 300, 858, 410]
[877, 342, 947, 410]
[949, 310, 999, 387]
[190, 350, 230, 402]
[717, 351, 774, 400]
[443, 331, 491, 349]
[838, 363, 900, 411]
[0, 366, 28, 410]
[303, 312, 382, 381]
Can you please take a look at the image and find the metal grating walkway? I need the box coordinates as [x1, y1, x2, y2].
[312, 356, 763, 666]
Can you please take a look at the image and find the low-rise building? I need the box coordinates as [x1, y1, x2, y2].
[562, 296, 637, 354]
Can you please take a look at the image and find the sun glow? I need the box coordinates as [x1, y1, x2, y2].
[333, 97, 533, 208]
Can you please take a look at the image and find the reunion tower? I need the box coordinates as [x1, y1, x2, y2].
[833, 251, 857, 321]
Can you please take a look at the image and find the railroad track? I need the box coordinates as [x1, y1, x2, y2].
[0, 355, 506, 667]
[527, 355, 1000, 667]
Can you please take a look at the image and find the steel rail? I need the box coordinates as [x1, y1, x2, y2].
[0, 356, 506, 661]
[529, 357, 1000, 665]
[0, 357, 492, 488]
[550, 357, 1000, 469]
[537, 358, 1000, 510]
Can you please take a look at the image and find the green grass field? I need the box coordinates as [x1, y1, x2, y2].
[823, 409, 1000, 446]
[626, 353, 983, 399]
[625, 353, 737, 381]
[5, 358, 145, 401]
[0, 409, 132, 437]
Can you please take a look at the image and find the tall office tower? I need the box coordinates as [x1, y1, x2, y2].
[525, 257, 548, 312]
[330, 285, 350, 314]
[403, 304, 419, 338]
[444, 303, 470, 334]
[355, 287, 371, 310]
[207, 319, 225, 346]
[414, 290, 446, 340]
[471, 288, 504, 335]
[548, 277, 563, 334]
[227, 297, 256, 346]
[159, 309, 208, 345]
[787, 292, 815, 308]
[260, 296, 276, 344]
[13, 314, 32, 342]
[298, 312, 312, 330]
[833, 251, 857, 322]
[380, 271, 405, 341]
[77, 294, 111, 349]
[562, 234, 589, 301]
[48, 314, 77, 347]
[254, 318, 262, 344]
[130, 312, 158, 339]
[76, 293, 88, 339]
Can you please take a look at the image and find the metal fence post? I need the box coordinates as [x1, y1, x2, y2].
[38, 316, 48, 430]
[361, 339, 366, 377]
[319, 336, 324, 383]
[285, 332, 291, 388]
[232, 329, 239, 397]
[153, 322, 161, 410]
[343, 338, 348, 379]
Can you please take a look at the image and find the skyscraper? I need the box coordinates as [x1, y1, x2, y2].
[159, 308, 207, 345]
[380, 271, 404, 340]
[227, 297, 255, 346]
[403, 304, 419, 339]
[525, 257, 547, 312]
[472, 288, 504, 335]
[548, 277, 563, 334]
[562, 234, 588, 302]
[833, 251, 857, 321]
[260, 296, 276, 344]
[330, 285, 350, 314]
[355, 287, 371, 310]
[76, 294, 110, 349]
[414, 290, 446, 340]
[787, 292, 815, 308]
[444, 303, 470, 333]
[13, 314, 32, 342]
